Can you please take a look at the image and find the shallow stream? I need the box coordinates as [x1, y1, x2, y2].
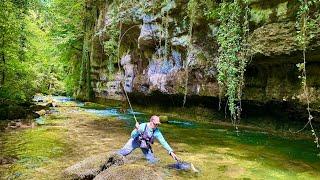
[0, 96, 319, 179]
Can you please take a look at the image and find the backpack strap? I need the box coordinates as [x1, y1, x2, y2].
[143, 123, 147, 133]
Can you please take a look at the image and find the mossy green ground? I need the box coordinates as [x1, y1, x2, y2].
[0, 100, 320, 179]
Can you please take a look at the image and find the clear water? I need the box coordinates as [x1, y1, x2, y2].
[1, 97, 320, 179]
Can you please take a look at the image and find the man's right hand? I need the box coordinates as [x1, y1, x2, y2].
[135, 121, 140, 129]
[170, 152, 179, 161]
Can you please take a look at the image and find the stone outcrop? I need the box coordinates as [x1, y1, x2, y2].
[63, 154, 108, 179]
[83, 0, 320, 112]
[63, 153, 162, 180]
[63, 153, 128, 180]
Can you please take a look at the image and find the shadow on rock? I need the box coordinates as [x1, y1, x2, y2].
[94, 163, 163, 180]
[99, 153, 126, 172]
[63, 153, 143, 180]
[63, 153, 111, 180]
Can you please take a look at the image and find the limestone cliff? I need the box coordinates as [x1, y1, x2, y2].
[82, 0, 320, 110]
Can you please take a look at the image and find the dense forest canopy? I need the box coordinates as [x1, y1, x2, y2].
[0, 0, 84, 104]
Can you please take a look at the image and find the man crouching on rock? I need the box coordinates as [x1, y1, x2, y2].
[118, 115, 179, 163]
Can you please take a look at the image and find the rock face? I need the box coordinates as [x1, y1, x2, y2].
[138, 16, 161, 49]
[83, 1, 320, 110]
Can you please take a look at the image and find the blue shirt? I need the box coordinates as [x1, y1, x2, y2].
[130, 123, 173, 154]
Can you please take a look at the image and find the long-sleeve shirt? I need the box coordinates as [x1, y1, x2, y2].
[130, 123, 173, 154]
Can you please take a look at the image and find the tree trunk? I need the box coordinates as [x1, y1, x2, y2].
[1, 52, 5, 86]
[77, 2, 97, 100]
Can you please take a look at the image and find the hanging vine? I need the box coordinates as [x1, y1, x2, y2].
[183, 0, 198, 107]
[236, 1, 250, 125]
[217, 0, 250, 129]
[295, 0, 319, 149]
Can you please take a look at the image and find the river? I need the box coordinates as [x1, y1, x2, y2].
[0, 96, 319, 179]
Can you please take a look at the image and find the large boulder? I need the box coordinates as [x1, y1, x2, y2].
[94, 164, 163, 180]
[99, 153, 126, 172]
[63, 154, 110, 180]
[63, 153, 132, 180]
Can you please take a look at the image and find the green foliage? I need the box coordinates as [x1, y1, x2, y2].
[216, 0, 250, 125]
[0, 0, 35, 103]
[187, 0, 199, 25]
[295, 0, 319, 150]
[295, 0, 319, 50]
[103, 3, 121, 76]
[0, 0, 85, 104]
[49, 0, 85, 93]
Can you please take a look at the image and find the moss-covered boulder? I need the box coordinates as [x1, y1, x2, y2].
[63, 154, 110, 180]
[63, 153, 140, 180]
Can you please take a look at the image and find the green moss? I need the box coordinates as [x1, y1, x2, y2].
[276, 2, 288, 20]
[196, 52, 207, 65]
[250, 6, 273, 25]
[1, 126, 69, 179]
[83, 102, 108, 110]
[94, 97, 126, 108]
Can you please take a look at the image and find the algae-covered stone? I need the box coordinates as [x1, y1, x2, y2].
[94, 163, 163, 180]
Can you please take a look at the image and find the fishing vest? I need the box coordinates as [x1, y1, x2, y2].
[138, 124, 156, 149]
